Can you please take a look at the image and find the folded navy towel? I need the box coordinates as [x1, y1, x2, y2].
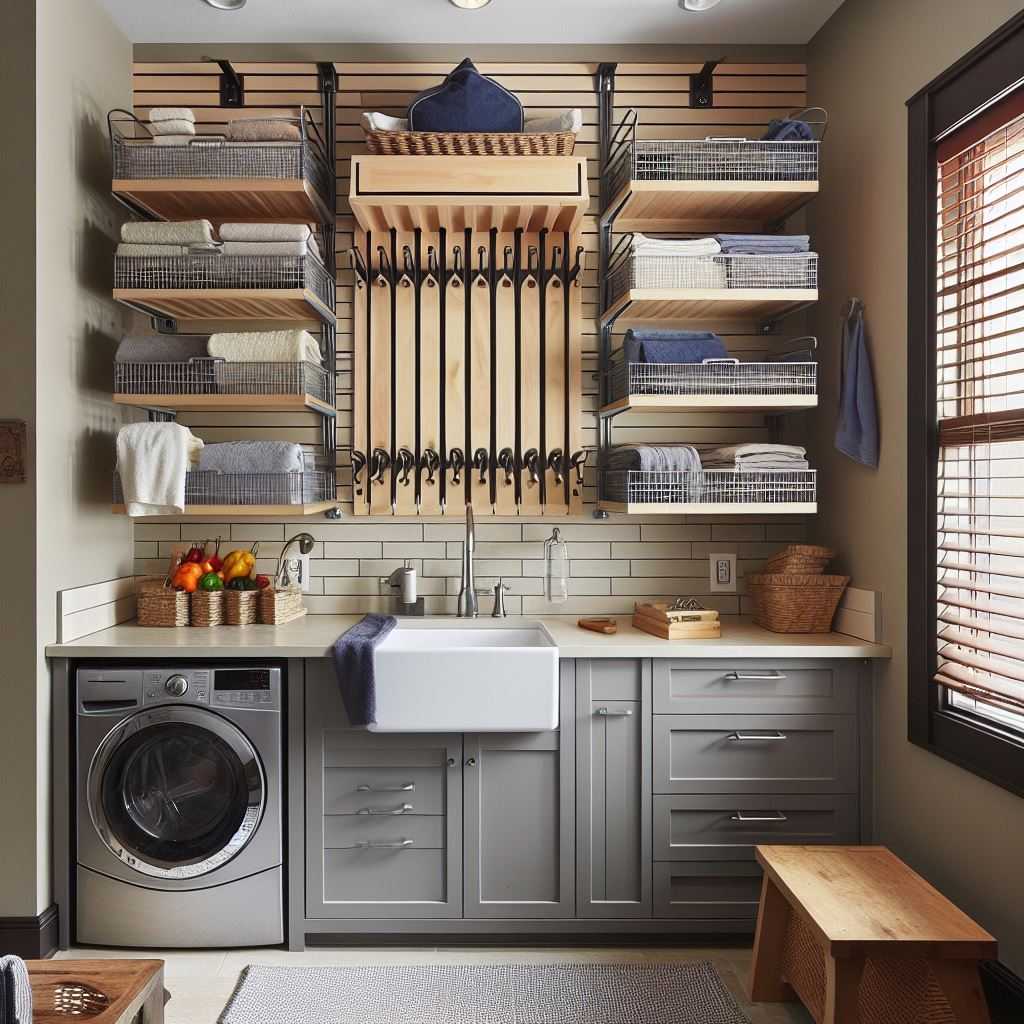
[762, 118, 814, 142]
[622, 329, 727, 365]
[0, 955, 32, 1024]
[715, 234, 810, 254]
[835, 300, 879, 468]
[333, 614, 398, 727]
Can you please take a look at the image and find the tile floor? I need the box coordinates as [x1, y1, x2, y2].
[55, 945, 812, 1023]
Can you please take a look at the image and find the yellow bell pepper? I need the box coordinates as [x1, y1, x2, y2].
[222, 542, 258, 582]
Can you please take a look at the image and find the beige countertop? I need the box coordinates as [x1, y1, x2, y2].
[46, 615, 891, 661]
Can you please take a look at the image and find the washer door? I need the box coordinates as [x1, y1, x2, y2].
[88, 706, 265, 880]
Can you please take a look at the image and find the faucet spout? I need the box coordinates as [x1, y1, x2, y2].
[457, 504, 478, 617]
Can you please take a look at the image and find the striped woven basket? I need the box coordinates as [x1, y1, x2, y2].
[748, 573, 850, 633]
[190, 589, 224, 627]
[137, 578, 189, 627]
[763, 544, 834, 575]
[363, 129, 576, 156]
[225, 589, 258, 626]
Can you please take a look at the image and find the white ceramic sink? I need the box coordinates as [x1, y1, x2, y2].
[368, 623, 559, 732]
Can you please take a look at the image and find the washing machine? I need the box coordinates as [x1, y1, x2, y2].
[75, 665, 283, 948]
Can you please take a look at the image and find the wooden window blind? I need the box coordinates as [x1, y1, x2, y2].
[935, 89, 1024, 719]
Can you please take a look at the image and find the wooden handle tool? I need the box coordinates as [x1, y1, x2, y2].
[578, 617, 618, 635]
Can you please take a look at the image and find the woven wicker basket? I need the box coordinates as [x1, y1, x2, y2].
[763, 544, 834, 575]
[190, 589, 224, 627]
[258, 588, 306, 625]
[137, 579, 189, 627]
[363, 129, 576, 156]
[748, 573, 850, 633]
[224, 589, 258, 626]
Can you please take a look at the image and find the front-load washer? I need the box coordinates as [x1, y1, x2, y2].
[75, 665, 283, 948]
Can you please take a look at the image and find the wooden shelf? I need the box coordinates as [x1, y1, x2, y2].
[113, 288, 336, 327]
[598, 394, 818, 418]
[603, 180, 818, 232]
[600, 288, 818, 329]
[113, 393, 337, 415]
[350, 155, 589, 234]
[113, 501, 339, 518]
[598, 500, 818, 515]
[112, 178, 332, 226]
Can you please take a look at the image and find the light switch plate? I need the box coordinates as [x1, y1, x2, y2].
[299, 553, 311, 592]
[709, 552, 737, 593]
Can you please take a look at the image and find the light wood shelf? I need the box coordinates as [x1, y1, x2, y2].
[598, 500, 818, 515]
[112, 177, 332, 226]
[600, 288, 818, 329]
[350, 154, 589, 234]
[113, 501, 339, 518]
[113, 393, 337, 416]
[598, 393, 818, 418]
[603, 180, 818, 232]
[113, 288, 337, 327]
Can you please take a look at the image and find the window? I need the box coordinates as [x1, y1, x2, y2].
[908, 12, 1024, 796]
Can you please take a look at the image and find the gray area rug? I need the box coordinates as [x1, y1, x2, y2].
[219, 962, 750, 1024]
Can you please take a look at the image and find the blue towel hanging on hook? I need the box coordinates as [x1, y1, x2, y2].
[834, 298, 879, 468]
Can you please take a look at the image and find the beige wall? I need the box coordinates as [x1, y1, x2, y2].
[807, 0, 1024, 973]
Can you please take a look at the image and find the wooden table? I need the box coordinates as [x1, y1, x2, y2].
[26, 959, 164, 1024]
[750, 845, 997, 1024]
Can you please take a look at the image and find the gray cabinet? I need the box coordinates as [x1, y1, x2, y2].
[575, 659, 652, 918]
[653, 862, 763, 922]
[463, 662, 575, 919]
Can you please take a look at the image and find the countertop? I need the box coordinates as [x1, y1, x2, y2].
[46, 615, 891, 661]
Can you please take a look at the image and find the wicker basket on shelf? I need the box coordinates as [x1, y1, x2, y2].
[190, 590, 224, 627]
[258, 588, 306, 625]
[363, 129, 576, 156]
[762, 544, 834, 575]
[224, 589, 259, 626]
[748, 573, 850, 633]
[137, 578, 189, 627]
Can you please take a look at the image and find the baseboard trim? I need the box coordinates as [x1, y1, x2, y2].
[0, 904, 59, 959]
[981, 961, 1024, 1023]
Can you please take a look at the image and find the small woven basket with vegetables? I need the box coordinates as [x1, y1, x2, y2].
[221, 542, 271, 625]
[137, 578, 189, 627]
[190, 589, 224, 627]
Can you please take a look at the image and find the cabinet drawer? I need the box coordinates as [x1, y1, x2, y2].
[580, 659, 643, 701]
[324, 766, 445, 815]
[653, 794, 858, 861]
[653, 660, 857, 715]
[323, 848, 446, 902]
[653, 862, 763, 921]
[324, 815, 445, 850]
[653, 715, 857, 794]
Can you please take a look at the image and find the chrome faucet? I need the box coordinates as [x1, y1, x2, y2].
[456, 504, 478, 618]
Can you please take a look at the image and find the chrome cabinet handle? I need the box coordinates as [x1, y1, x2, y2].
[356, 802, 413, 815]
[356, 782, 415, 793]
[724, 671, 787, 681]
[730, 811, 788, 822]
[726, 731, 788, 742]
[465, 757, 476, 767]
[354, 839, 414, 849]
[596, 707, 633, 717]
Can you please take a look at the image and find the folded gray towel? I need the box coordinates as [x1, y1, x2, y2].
[221, 240, 318, 258]
[116, 242, 219, 257]
[332, 614, 398, 727]
[121, 219, 215, 246]
[0, 955, 32, 1024]
[115, 334, 211, 363]
[219, 223, 313, 243]
[605, 444, 702, 473]
[226, 119, 302, 143]
[198, 440, 305, 475]
[714, 234, 810, 254]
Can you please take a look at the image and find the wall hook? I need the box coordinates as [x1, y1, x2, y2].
[525, 246, 539, 288]
[498, 447, 515, 486]
[570, 450, 588, 488]
[370, 447, 390, 484]
[375, 245, 392, 287]
[350, 248, 368, 287]
[547, 448, 564, 484]
[473, 447, 489, 484]
[523, 448, 540, 486]
[450, 246, 463, 288]
[570, 245, 585, 286]
[421, 448, 440, 485]
[550, 246, 563, 288]
[501, 245, 514, 287]
[426, 246, 439, 287]
[474, 246, 488, 287]
[399, 246, 415, 288]
[351, 450, 367, 492]
[397, 447, 415, 486]
[447, 447, 465, 485]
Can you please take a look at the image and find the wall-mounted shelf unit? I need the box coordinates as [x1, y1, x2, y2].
[113, 501, 339, 518]
[112, 286, 336, 327]
[600, 289, 818, 329]
[113, 393, 337, 415]
[600, 393, 818, 417]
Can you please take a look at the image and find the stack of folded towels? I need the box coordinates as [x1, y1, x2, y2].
[630, 234, 722, 257]
[148, 107, 196, 146]
[225, 116, 302, 143]
[115, 329, 323, 365]
[713, 234, 810, 255]
[605, 444, 702, 474]
[116, 219, 217, 258]
[622, 328, 728, 365]
[219, 223, 322, 261]
[700, 443, 809, 473]
[628, 234, 726, 288]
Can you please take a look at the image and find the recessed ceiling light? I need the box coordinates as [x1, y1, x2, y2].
[202, 0, 246, 10]
[448, 0, 492, 9]
[679, 0, 723, 10]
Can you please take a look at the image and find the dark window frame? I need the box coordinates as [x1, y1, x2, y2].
[907, 11, 1024, 798]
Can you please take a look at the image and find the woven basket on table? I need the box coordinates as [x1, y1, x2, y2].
[763, 544, 834, 575]
[363, 129, 576, 156]
[258, 588, 306, 625]
[137, 579, 189, 627]
[224, 589, 258, 626]
[748, 573, 850, 633]
[190, 590, 224, 627]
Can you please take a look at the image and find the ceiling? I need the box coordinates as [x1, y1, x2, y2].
[97, 0, 845, 46]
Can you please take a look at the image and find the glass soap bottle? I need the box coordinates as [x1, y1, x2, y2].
[544, 527, 569, 604]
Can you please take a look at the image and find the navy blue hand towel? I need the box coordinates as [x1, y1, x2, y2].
[834, 300, 879, 468]
[762, 118, 813, 142]
[622, 329, 727, 365]
[0, 955, 32, 1024]
[332, 613, 397, 727]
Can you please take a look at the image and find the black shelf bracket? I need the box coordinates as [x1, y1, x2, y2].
[214, 59, 245, 107]
[690, 58, 724, 109]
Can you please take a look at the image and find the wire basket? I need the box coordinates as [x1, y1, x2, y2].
[601, 469, 817, 507]
[608, 357, 817, 403]
[108, 108, 333, 216]
[114, 358, 329, 402]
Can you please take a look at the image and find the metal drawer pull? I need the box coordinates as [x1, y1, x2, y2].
[356, 803, 414, 815]
[730, 811, 789, 822]
[354, 839, 414, 849]
[356, 782, 415, 792]
[596, 707, 633, 717]
[724, 671, 787, 681]
[726, 731, 788, 742]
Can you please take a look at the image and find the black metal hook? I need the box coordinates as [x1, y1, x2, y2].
[370, 447, 390, 484]
[397, 447, 415, 486]
[450, 245, 463, 288]
[350, 248, 368, 287]
[547, 448, 564, 484]
[421, 448, 440, 485]
[475, 245, 488, 287]
[525, 246, 539, 288]
[523, 448, 540, 486]
[448, 447, 465, 486]
[550, 246, 563, 288]
[570, 245, 585, 286]
[501, 245, 514, 287]
[498, 448, 515, 486]
[570, 449, 588, 487]
[473, 447, 489, 484]
[426, 246, 439, 287]
[375, 245, 392, 286]
[351, 450, 367, 491]
[690, 58, 724, 109]
[400, 246, 415, 288]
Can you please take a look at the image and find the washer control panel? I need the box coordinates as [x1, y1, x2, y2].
[212, 667, 281, 711]
[143, 669, 211, 705]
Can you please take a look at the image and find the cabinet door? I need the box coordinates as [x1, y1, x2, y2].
[576, 659, 651, 918]
[304, 659, 463, 919]
[463, 661, 575, 919]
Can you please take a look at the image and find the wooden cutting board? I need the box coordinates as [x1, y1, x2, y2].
[578, 617, 618, 635]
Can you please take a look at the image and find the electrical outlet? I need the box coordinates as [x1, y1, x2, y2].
[298, 553, 311, 592]
[709, 552, 737, 593]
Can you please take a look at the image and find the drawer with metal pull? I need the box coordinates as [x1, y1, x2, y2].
[653, 714, 857, 794]
[324, 814, 445, 851]
[653, 794, 858, 861]
[323, 766, 446, 816]
[322, 848, 447, 902]
[653, 861, 764, 921]
[653, 660, 858, 715]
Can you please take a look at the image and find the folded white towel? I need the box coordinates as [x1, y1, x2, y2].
[361, 111, 407, 133]
[221, 240, 318, 258]
[361, 108, 583, 135]
[149, 119, 196, 137]
[630, 234, 722, 256]
[153, 135, 195, 147]
[208, 329, 322, 364]
[116, 422, 203, 517]
[121, 219, 215, 246]
[149, 107, 195, 123]
[117, 242, 196, 257]
[219, 223, 313, 243]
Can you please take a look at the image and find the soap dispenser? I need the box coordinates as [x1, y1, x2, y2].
[544, 527, 569, 604]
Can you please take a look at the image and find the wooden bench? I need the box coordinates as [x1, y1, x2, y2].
[26, 959, 164, 1024]
[750, 845, 996, 1024]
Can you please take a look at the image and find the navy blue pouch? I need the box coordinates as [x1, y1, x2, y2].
[408, 58, 523, 133]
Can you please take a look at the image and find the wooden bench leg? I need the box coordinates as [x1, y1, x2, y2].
[823, 955, 865, 1024]
[930, 960, 991, 1024]
[750, 874, 796, 1002]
